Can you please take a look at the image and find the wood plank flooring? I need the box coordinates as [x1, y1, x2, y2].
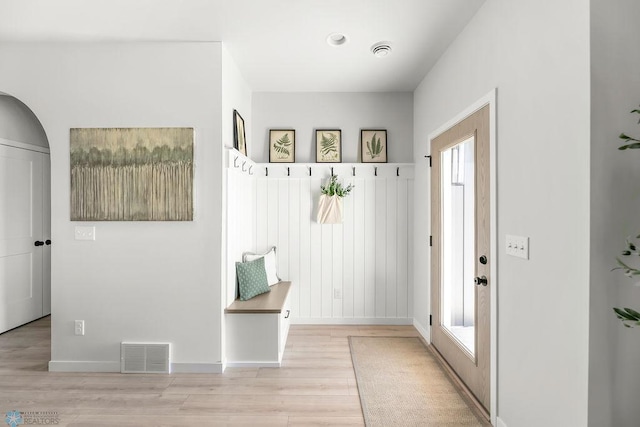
[0, 317, 420, 426]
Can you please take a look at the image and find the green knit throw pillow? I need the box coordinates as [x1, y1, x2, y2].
[236, 257, 271, 301]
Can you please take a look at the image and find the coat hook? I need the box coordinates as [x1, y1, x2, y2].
[425, 155, 432, 167]
[242, 161, 247, 172]
[234, 156, 239, 168]
[375, 167, 378, 177]
[309, 167, 312, 176]
[397, 167, 400, 177]
[352, 166, 356, 177]
[249, 165, 253, 175]
[266, 167, 269, 177]
[287, 167, 290, 177]
[331, 167, 334, 176]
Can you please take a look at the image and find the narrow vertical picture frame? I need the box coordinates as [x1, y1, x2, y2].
[315, 129, 342, 163]
[269, 129, 296, 163]
[361, 129, 387, 163]
[233, 109, 247, 157]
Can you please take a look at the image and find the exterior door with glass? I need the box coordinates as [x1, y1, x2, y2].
[430, 104, 490, 411]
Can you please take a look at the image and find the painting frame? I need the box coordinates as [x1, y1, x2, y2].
[361, 129, 387, 163]
[233, 109, 247, 156]
[269, 129, 296, 163]
[315, 129, 342, 163]
[70, 127, 194, 222]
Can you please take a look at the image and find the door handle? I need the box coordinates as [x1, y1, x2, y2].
[34, 241, 45, 247]
[474, 276, 488, 286]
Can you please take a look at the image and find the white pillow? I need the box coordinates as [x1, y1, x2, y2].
[243, 246, 280, 286]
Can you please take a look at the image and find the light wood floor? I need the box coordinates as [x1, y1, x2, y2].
[0, 317, 420, 426]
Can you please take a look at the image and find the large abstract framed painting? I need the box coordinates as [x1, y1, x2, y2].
[70, 127, 194, 221]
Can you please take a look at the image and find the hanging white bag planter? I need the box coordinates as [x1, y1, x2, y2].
[317, 194, 344, 224]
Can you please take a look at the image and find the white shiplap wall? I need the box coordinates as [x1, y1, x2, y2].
[226, 150, 414, 324]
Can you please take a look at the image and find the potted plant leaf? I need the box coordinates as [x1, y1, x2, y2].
[317, 175, 353, 224]
[612, 105, 640, 327]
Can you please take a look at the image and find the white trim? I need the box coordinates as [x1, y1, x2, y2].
[225, 361, 281, 368]
[413, 318, 430, 343]
[171, 363, 224, 374]
[0, 137, 50, 154]
[497, 417, 508, 427]
[291, 318, 413, 325]
[48, 361, 120, 372]
[427, 88, 498, 426]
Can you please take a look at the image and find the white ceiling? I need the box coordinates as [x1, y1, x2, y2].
[0, 0, 485, 92]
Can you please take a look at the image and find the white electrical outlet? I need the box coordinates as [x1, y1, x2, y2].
[74, 320, 85, 336]
[75, 226, 96, 241]
[333, 289, 342, 299]
[506, 234, 529, 259]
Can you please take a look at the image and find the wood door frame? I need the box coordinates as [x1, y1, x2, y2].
[426, 89, 497, 426]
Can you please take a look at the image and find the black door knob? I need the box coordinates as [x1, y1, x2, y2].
[45, 240, 52, 245]
[474, 276, 488, 286]
[34, 241, 45, 247]
[479, 255, 488, 265]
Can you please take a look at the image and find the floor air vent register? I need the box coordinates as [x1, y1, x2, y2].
[120, 342, 171, 373]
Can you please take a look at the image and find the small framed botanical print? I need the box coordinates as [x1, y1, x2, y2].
[361, 129, 387, 163]
[316, 129, 342, 163]
[233, 109, 247, 156]
[269, 129, 295, 163]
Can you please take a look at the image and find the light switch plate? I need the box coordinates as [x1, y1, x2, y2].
[75, 226, 96, 241]
[506, 234, 529, 259]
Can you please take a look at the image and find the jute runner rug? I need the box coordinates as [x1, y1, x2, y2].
[349, 336, 490, 426]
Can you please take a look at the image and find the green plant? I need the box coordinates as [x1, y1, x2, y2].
[273, 133, 292, 157]
[366, 133, 384, 159]
[320, 132, 338, 159]
[320, 175, 353, 197]
[612, 105, 640, 327]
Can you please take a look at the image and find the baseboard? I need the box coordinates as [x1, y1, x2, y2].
[171, 363, 223, 374]
[48, 360, 120, 372]
[413, 318, 430, 343]
[224, 361, 281, 368]
[497, 416, 507, 427]
[291, 318, 413, 325]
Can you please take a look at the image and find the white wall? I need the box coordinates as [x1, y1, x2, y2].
[590, 1, 640, 425]
[0, 94, 49, 148]
[252, 92, 413, 163]
[0, 42, 225, 371]
[413, 1, 590, 426]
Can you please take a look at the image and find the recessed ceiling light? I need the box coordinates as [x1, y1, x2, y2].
[327, 33, 347, 46]
[371, 42, 392, 58]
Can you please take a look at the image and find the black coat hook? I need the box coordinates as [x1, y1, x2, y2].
[331, 167, 334, 176]
[266, 167, 269, 176]
[287, 167, 290, 176]
[397, 167, 400, 177]
[309, 167, 312, 176]
[375, 167, 378, 177]
[352, 166, 356, 177]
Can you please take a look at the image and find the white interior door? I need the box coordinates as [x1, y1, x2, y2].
[42, 154, 51, 315]
[0, 144, 45, 333]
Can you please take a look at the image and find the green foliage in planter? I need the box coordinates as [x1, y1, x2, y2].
[612, 105, 640, 327]
[320, 175, 353, 197]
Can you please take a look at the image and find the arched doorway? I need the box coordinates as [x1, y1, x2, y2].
[0, 93, 51, 333]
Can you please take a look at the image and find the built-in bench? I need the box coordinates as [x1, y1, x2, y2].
[224, 281, 292, 367]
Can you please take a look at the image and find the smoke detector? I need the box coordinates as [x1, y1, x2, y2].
[371, 42, 392, 58]
[327, 33, 347, 46]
